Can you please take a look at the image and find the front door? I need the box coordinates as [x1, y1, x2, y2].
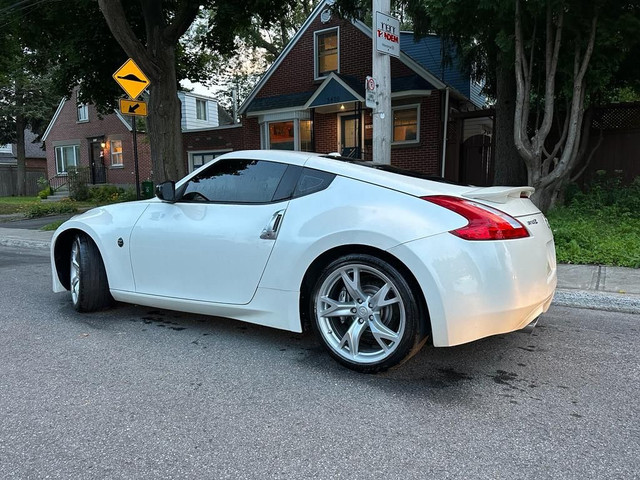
[340, 114, 361, 158]
[90, 142, 106, 184]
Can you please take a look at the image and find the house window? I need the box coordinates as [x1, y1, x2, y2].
[77, 103, 89, 122]
[392, 105, 420, 144]
[55, 145, 80, 175]
[315, 28, 339, 78]
[0, 144, 12, 153]
[196, 99, 207, 120]
[269, 121, 295, 150]
[189, 150, 231, 172]
[110, 140, 123, 166]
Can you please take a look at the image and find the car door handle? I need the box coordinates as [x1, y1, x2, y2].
[260, 209, 285, 240]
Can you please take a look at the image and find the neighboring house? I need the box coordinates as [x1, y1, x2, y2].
[0, 129, 47, 168]
[42, 89, 153, 189]
[42, 89, 230, 187]
[178, 91, 226, 131]
[0, 130, 47, 196]
[183, 0, 489, 181]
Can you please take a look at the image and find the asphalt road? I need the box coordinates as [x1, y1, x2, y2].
[1, 246, 638, 479]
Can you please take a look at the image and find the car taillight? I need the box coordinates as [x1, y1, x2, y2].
[422, 195, 530, 240]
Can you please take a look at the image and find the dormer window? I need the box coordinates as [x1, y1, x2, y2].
[315, 27, 339, 79]
[77, 103, 89, 122]
[196, 99, 207, 120]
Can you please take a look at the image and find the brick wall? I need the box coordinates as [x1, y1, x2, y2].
[257, 13, 414, 99]
[392, 93, 442, 176]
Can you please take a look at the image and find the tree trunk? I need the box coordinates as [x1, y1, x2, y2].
[146, 46, 185, 183]
[493, 58, 527, 186]
[15, 114, 26, 196]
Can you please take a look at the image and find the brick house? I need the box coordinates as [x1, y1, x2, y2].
[184, 0, 488, 181]
[42, 89, 152, 190]
[42, 89, 228, 189]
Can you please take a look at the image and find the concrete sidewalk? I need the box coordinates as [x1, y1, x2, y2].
[1, 224, 638, 314]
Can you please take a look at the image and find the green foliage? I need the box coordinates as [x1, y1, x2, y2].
[0, 196, 41, 214]
[67, 167, 91, 201]
[40, 219, 66, 231]
[37, 189, 49, 200]
[548, 173, 640, 268]
[88, 185, 136, 204]
[22, 199, 78, 219]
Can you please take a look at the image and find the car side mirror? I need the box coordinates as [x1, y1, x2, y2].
[155, 181, 176, 203]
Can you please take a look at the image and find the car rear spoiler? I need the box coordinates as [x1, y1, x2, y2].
[462, 186, 535, 204]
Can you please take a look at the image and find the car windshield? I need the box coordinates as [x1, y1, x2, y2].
[319, 155, 464, 185]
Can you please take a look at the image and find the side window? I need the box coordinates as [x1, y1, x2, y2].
[293, 168, 335, 198]
[180, 159, 288, 204]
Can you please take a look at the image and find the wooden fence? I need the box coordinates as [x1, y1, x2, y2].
[580, 102, 640, 185]
[0, 165, 47, 197]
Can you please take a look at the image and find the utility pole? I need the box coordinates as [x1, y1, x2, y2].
[372, 0, 392, 164]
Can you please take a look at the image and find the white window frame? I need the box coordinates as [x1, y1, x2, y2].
[0, 144, 12, 153]
[77, 103, 89, 123]
[188, 149, 232, 172]
[314, 27, 340, 80]
[196, 98, 208, 121]
[110, 139, 123, 167]
[54, 144, 80, 175]
[391, 104, 421, 145]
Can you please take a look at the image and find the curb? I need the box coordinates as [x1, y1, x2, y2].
[554, 289, 640, 315]
[0, 238, 51, 250]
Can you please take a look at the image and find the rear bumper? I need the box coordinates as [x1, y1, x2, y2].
[388, 231, 557, 347]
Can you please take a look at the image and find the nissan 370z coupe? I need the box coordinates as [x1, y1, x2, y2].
[51, 150, 557, 373]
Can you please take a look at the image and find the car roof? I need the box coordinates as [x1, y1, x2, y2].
[202, 150, 473, 197]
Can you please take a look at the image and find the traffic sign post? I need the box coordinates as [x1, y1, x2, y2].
[113, 58, 151, 200]
[119, 98, 148, 116]
[365, 76, 377, 109]
[112, 58, 150, 100]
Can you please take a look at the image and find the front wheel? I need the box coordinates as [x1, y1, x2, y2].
[310, 254, 426, 373]
[70, 234, 112, 312]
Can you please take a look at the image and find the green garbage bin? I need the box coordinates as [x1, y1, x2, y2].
[141, 180, 154, 199]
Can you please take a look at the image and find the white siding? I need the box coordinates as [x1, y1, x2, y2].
[178, 91, 221, 131]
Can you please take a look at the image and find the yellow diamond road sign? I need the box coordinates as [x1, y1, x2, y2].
[113, 58, 150, 100]
[119, 98, 147, 116]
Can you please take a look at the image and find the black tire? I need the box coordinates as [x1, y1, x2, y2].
[70, 234, 112, 312]
[310, 254, 427, 373]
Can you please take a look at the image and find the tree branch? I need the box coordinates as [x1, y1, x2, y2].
[97, 0, 159, 78]
[513, 0, 534, 166]
[533, 3, 563, 155]
[165, 1, 201, 44]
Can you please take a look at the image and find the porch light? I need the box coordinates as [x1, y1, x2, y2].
[340, 104, 345, 110]
[100, 141, 107, 148]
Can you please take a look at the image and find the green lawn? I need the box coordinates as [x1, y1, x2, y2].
[0, 196, 41, 215]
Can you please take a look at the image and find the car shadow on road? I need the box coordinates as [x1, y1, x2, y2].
[56, 297, 554, 403]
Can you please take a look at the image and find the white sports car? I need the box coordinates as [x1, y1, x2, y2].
[51, 150, 557, 372]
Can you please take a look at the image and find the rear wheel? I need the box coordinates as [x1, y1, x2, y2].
[310, 254, 426, 373]
[70, 234, 112, 312]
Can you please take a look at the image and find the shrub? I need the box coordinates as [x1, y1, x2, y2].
[549, 173, 640, 267]
[22, 198, 78, 218]
[67, 166, 91, 201]
[88, 185, 137, 204]
[37, 189, 49, 200]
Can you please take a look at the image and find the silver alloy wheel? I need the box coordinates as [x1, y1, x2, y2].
[70, 239, 80, 305]
[315, 264, 406, 364]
